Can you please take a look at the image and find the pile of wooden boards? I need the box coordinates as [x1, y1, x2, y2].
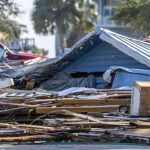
[0, 88, 149, 145]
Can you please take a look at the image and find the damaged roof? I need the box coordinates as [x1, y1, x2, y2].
[54, 27, 150, 70]
[8, 28, 150, 79]
[99, 28, 150, 67]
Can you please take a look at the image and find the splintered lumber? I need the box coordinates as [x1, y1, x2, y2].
[0, 135, 54, 142]
[110, 128, 150, 138]
[63, 121, 129, 127]
[36, 105, 120, 114]
[57, 98, 130, 106]
[0, 107, 27, 114]
[130, 121, 150, 128]
[28, 99, 55, 104]
[50, 110, 101, 123]
[0, 123, 55, 131]
[43, 110, 129, 126]
[0, 101, 39, 107]
[14, 124, 55, 131]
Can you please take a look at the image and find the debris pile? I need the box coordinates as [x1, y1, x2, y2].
[0, 88, 148, 144]
[0, 28, 150, 145]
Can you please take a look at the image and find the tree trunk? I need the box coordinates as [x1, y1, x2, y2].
[56, 25, 65, 54]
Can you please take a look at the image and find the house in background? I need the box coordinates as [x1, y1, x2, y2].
[55, 0, 142, 57]
[9, 38, 35, 52]
[97, 0, 141, 38]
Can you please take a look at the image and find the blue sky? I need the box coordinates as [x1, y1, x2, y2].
[15, 0, 55, 58]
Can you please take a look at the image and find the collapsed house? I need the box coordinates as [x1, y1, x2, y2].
[8, 28, 150, 90]
[1, 28, 150, 91]
[0, 28, 150, 145]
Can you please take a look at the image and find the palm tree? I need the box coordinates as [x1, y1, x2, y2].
[32, 0, 98, 53]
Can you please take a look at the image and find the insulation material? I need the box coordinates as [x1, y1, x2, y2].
[40, 72, 96, 91]
[58, 87, 97, 97]
[0, 78, 14, 89]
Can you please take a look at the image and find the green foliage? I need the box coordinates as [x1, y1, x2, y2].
[0, 0, 22, 40]
[28, 108, 34, 119]
[32, 0, 98, 52]
[0, 18, 22, 40]
[32, 46, 48, 55]
[112, 0, 150, 36]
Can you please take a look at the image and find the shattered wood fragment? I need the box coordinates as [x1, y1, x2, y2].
[0, 128, 24, 136]
[0, 123, 55, 131]
[50, 110, 101, 123]
[26, 79, 35, 90]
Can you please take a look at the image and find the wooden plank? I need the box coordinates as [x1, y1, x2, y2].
[0, 123, 55, 131]
[0, 101, 39, 107]
[28, 99, 56, 104]
[130, 121, 150, 128]
[63, 121, 129, 126]
[36, 105, 120, 114]
[0, 135, 54, 142]
[57, 99, 130, 106]
[110, 128, 150, 137]
[0, 107, 27, 114]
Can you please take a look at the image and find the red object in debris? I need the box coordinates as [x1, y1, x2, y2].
[0, 42, 46, 62]
[6, 51, 45, 60]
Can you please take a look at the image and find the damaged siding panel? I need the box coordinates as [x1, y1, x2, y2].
[112, 69, 150, 89]
[64, 41, 148, 73]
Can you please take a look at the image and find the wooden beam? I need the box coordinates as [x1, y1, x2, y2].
[0, 123, 55, 131]
[36, 105, 120, 114]
[63, 121, 129, 127]
[57, 99, 130, 106]
[0, 135, 54, 142]
[130, 121, 150, 128]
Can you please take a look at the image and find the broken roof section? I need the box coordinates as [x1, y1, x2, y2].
[54, 27, 150, 73]
[99, 28, 150, 67]
[3, 27, 150, 90]
[64, 27, 150, 69]
[9, 27, 150, 78]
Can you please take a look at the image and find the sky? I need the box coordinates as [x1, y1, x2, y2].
[14, 0, 56, 58]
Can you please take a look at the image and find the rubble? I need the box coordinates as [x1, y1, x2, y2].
[0, 28, 150, 145]
[0, 88, 146, 144]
